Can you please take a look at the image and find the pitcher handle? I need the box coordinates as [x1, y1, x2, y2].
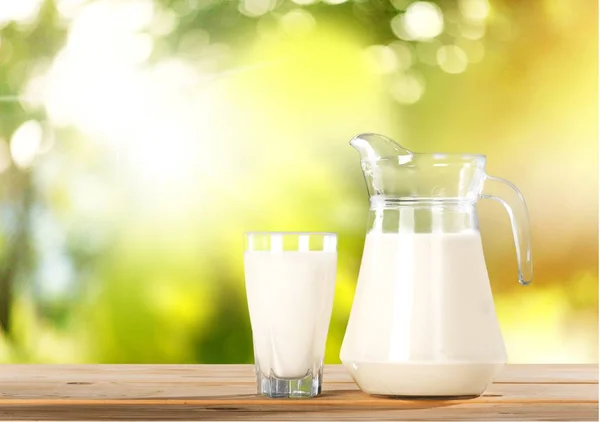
[480, 175, 533, 286]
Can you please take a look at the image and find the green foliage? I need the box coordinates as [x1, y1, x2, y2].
[0, 0, 596, 364]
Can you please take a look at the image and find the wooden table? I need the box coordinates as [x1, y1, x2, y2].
[0, 365, 596, 420]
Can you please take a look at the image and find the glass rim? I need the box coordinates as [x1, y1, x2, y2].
[245, 231, 337, 236]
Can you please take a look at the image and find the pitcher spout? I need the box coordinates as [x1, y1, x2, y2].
[349, 133, 413, 162]
[350, 133, 414, 197]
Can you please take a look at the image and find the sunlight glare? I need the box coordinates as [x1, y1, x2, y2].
[149, 7, 177, 35]
[0, 0, 43, 27]
[128, 127, 198, 186]
[43, 0, 225, 205]
[67, 3, 154, 63]
[55, 0, 89, 21]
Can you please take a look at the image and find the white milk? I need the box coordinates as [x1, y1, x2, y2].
[340, 231, 506, 396]
[244, 251, 336, 379]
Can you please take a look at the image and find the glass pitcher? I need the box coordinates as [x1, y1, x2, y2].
[340, 133, 532, 397]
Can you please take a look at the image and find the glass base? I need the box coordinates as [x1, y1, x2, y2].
[257, 368, 322, 398]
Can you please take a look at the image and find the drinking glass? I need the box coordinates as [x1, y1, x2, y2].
[244, 232, 337, 398]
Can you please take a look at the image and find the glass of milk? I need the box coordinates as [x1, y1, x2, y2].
[244, 232, 337, 398]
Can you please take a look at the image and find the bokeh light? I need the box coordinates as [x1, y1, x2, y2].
[459, 0, 490, 22]
[456, 38, 485, 63]
[239, 0, 277, 17]
[364, 45, 399, 74]
[280, 9, 316, 36]
[437, 44, 469, 74]
[401, 1, 444, 41]
[389, 71, 425, 104]
[292, 0, 319, 5]
[460, 21, 486, 40]
[388, 41, 414, 70]
[10, 120, 43, 168]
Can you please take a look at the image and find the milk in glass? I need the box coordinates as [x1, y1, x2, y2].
[245, 250, 337, 379]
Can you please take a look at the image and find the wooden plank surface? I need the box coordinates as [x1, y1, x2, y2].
[0, 364, 596, 421]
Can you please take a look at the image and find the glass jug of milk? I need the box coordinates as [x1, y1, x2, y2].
[340, 133, 533, 397]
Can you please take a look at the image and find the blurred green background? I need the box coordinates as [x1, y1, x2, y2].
[0, 0, 596, 363]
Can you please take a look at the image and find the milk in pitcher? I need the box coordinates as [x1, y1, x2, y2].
[340, 230, 505, 396]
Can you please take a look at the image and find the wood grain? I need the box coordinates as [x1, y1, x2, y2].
[0, 365, 595, 421]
